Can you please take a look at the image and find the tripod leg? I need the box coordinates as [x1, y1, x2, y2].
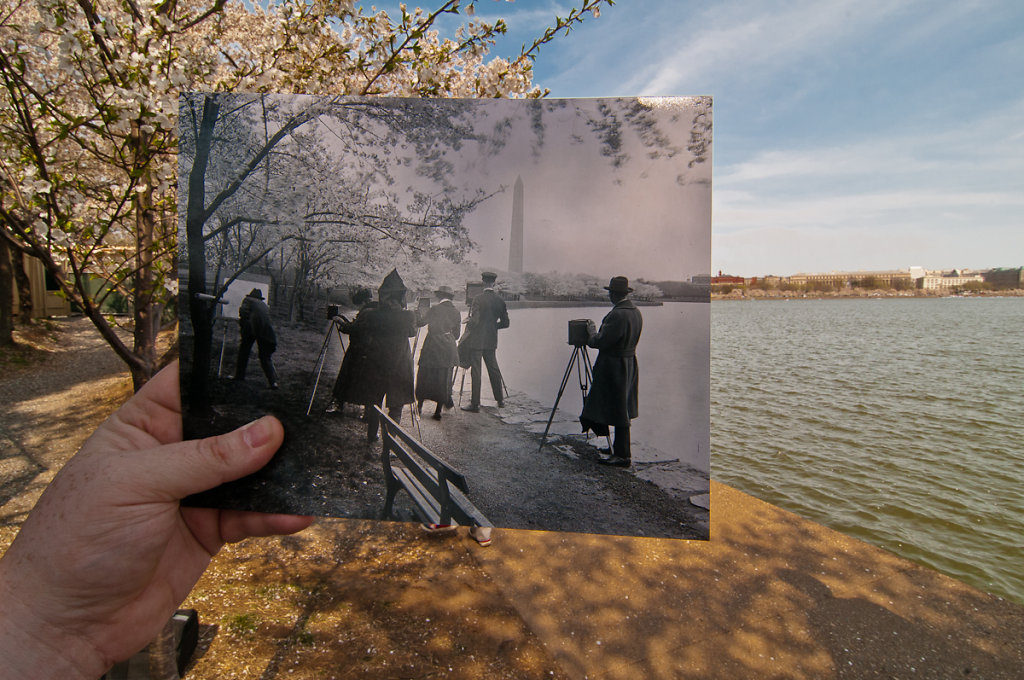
[216, 320, 228, 378]
[538, 347, 580, 452]
[305, 324, 334, 416]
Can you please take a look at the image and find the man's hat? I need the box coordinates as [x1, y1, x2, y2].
[481, 271, 498, 282]
[351, 287, 373, 305]
[604, 276, 633, 294]
[434, 285, 455, 298]
[248, 288, 264, 299]
[378, 269, 407, 297]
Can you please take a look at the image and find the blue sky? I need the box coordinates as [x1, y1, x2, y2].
[417, 0, 1024, 277]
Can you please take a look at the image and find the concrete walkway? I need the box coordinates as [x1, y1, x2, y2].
[2, 320, 1023, 678]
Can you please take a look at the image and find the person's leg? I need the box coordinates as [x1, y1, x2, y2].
[257, 339, 279, 387]
[612, 424, 631, 461]
[234, 335, 255, 379]
[432, 402, 442, 420]
[365, 401, 381, 442]
[464, 350, 483, 410]
[388, 405, 403, 425]
[482, 350, 503, 405]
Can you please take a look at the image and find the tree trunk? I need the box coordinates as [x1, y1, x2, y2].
[185, 96, 221, 413]
[131, 121, 159, 391]
[0, 236, 13, 346]
[12, 249, 32, 324]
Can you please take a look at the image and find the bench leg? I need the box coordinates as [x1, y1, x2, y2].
[382, 477, 401, 519]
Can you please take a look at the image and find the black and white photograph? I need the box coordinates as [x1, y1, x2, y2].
[178, 92, 712, 540]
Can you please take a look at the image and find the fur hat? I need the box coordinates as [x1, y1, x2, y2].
[378, 269, 407, 298]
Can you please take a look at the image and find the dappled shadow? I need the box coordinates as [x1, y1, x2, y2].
[185, 520, 572, 679]
[470, 482, 1024, 679]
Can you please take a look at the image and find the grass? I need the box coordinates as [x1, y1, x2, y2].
[222, 612, 261, 636]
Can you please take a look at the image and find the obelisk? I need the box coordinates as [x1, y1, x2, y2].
[508, 175, 524, 273]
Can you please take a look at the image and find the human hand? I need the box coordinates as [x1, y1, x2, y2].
[0, 361, 312, 679]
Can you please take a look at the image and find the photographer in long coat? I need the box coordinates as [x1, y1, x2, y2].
[580, 276, 642, 467]
[358, 269, 416, 442]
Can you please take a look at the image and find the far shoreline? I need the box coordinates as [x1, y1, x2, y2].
[711, 288, 1024, 302]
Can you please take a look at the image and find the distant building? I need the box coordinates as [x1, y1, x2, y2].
[788, 269, 913, 288]
[12, 254, 73, 318]
[983, 267, 1024, 289]
[918, 270, 984, 290]
[710, 270, 744, 285]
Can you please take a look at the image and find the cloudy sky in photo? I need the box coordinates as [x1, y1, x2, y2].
[391, 0, 1024, 277]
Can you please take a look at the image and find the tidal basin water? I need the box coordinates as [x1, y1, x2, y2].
[499, 297, 1023, 605]
[712, 297, 1024, 606]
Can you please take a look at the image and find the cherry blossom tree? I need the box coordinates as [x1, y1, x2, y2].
[0, 0, 614, 388]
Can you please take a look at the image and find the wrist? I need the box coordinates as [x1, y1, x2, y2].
[0, 566, 109, 680]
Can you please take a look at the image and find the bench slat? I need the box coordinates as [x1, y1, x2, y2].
[376, 407, 492, 529]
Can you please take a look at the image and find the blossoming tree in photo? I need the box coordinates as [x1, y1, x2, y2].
[0, 0, 613, 384]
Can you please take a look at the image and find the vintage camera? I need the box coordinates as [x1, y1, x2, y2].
[567, 319, 593, 347]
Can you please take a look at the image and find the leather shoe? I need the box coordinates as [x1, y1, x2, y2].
[496, 399, 504, 408]
[461, 405, 480, 413]
[597, 455, 630, 467]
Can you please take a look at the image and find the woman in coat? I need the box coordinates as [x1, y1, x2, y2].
[415, 285, 461, 420]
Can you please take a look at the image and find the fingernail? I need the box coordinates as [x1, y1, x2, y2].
[242, 417, 272, 448]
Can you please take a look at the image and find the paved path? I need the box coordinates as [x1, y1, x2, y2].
[0, 318, 130, 524]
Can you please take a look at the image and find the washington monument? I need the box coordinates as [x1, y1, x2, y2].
[508, 175, 524, 273]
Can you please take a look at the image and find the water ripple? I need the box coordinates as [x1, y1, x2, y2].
[713, 298, 1024, 606]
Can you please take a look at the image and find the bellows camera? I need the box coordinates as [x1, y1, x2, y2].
[568, 319, 592, 347]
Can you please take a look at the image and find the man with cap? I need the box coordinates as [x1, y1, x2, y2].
[459, 271, 510, 412]
[415, 285, 461, 420]
[580, 276, 643, 467]
[234, 288, 279, 389]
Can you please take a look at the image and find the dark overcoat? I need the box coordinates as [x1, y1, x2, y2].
[580, 299, 642, 428]
[332, 302, 375, 404]
[338, 305, 416, 407]
[460, 289, 509, 351]
[415, 300, 461, 402]
[239, 296, 276, 344]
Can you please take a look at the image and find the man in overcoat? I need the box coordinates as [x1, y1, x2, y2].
[234, 288, 279, 389]
[459, 271, 509, 412]
[580, 276, 642, 467]
[327, 287, 376, 415]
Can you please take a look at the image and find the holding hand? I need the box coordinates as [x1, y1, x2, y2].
[0, 362, 312, 679]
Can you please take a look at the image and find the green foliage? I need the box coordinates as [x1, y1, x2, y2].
[222, 612, 261, 636]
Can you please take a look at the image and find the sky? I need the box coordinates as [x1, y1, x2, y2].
[444, 98, 711, 283]
[404, 0, 1024, 278]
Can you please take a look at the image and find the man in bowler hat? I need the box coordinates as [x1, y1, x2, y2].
[459, 271, 509, 412]
[235, 288, 279, 389]
[580, 276, 642, 467]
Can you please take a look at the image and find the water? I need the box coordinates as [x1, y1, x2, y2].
[712, 297, 1024, 605]
[498, 303, 710, 472]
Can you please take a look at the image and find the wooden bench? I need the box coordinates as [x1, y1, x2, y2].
[375, 407, 492, 534]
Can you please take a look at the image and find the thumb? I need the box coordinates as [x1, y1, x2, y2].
[125, 416, 285, 502]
